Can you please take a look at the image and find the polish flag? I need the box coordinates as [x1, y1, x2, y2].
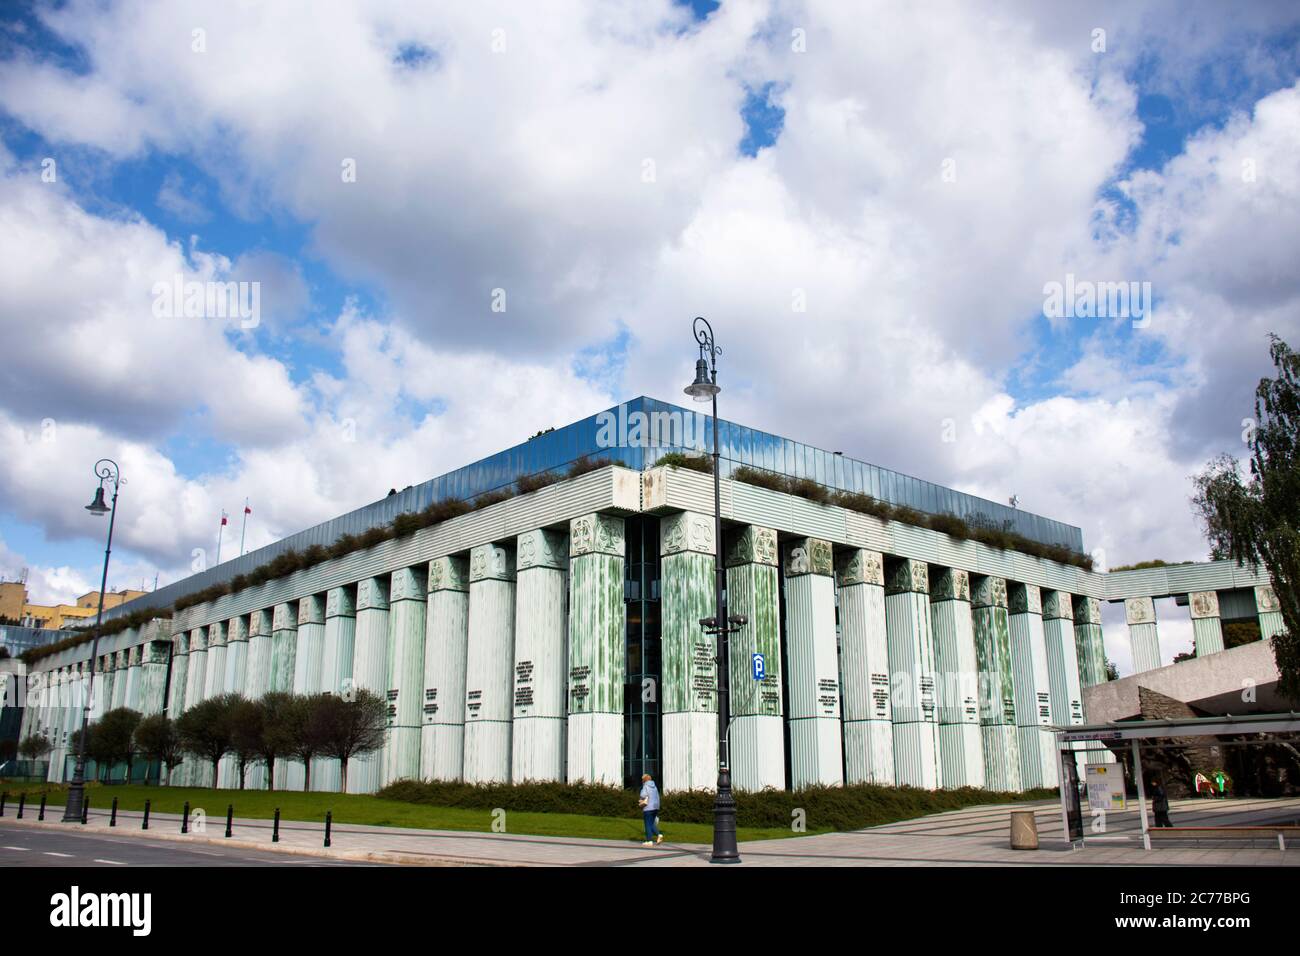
[245, 504, 252, 515]
[220, 511, 228, 526]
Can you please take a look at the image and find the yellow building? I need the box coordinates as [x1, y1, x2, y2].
[0, 580, 27, 623]
[18, 588, 148, 629]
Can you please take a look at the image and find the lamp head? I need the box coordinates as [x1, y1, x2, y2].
[85, 484, 109, 516]
[684, 357, 720, 402]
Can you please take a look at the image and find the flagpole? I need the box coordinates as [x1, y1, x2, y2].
[216, 510, 226, 566]
[240, 498, 249, 556]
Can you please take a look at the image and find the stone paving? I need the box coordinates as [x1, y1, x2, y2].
[3, 796, 1297, 866]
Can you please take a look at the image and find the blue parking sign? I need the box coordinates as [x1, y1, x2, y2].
[752, 653, 765, 681]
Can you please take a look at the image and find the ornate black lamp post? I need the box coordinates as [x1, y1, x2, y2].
[684, 316, 745, 864]
[62, 458, 120, 823]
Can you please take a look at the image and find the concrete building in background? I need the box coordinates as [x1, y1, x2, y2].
[16, 398, 1284, 792]
[1, 582, 149, 630]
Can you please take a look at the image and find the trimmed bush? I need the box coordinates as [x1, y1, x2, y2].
[566, 454, 613, 479]
[378, 779, 1058, 831]
[656, 451, 713, 474]
[515, 470, 561, 494]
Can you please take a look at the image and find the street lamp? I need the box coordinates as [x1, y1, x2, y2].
[684, 316, 742, 864]
[62, 458, 120, 823]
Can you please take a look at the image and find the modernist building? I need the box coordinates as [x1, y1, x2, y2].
[17, 398, 1283, 794]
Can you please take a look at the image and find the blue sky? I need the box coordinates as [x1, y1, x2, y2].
[0, 1, 1298, 683]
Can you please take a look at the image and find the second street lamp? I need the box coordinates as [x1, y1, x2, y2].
[684, 316, 741, 864]
[62, 458, 120, 824]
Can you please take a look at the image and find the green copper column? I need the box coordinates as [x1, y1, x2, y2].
[204, 621, 227, 702]
[165, 633, 188, 785]
[784, 537, 844, 789]
[465, 543, 517, 784]
[221, 616, 249, 788]
[1009, 583, 1056, 790]
[139, 638, 170, 716]
[837, 548, 894, 786]
[1043, 591, 1083, 726]
[1189, 591, 1224, 656]
[931, 568, 984, 790]
[224, 615, 250, 696]
[1043, 590, 1084, 780]
[96, 653, 115, 722]
[566, 513, 625, 786]
[384, 569, 427, 786]
[972, 576, 1021, 793]
[726, 526, 785, 791]
[183, 629, 208, 786]
[1071, 596, 1114, 766]
[513, 529, 569, 783]
[1126, 596, 1161, 673]
[270, 603, 298, 692]
[287, 596, 325, 790]
[350, 577, 390, 794]
[423, 557, 469, 781]
[123, 645, 143, 711]
[1072, 596, 1107, 687]
[269, 603, 299, 789]
[244, 609, 273, 789]
[1255, 585, 1285, 640]
[244, 610, 272, 700]
[887, 558, 940, 789]
[111, 648, 129, 710]
[319, 587, 356, 791]
[661, 511, 718, 792]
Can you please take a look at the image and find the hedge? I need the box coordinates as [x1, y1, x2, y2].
[730, 466, 1093, 570]
[378, 779, 1058, 831]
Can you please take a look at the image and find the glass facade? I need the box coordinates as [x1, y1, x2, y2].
[623, 516, 661, 786]
[111, 395, 1082, 619]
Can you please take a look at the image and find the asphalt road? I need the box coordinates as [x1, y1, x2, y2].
[0, 821, 369, 866]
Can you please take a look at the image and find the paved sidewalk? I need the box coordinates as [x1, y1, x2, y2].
[3, 796, 1297, 866]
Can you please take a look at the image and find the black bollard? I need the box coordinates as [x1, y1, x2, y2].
[110, 797, 118, 827]
[17, 793, 25, 819]
[142, 798, 150, 830]
[324, 810, 332, 848]
[272, 807, 280, 843]
[38, 793, 47, 821]
[81, 796, 88, 825]
[0, 791, 6, 816]
[225, 804, 233, 839]
[181, 801, 190, 834]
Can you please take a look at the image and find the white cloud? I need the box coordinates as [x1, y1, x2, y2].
[0, 0, 1295, 627]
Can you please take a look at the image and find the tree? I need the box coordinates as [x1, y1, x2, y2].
[19, 733, 52, 762]
[309, 689, 388, 793]
[229, 697, 265, 790]
[176, 694, 240, 788]
[1194, 335, 1300, 702]
[91, 708, 142, 783]
[255, 691, 296, 791]
[134, 714, 183, 785]
[281, 694, 329, 792]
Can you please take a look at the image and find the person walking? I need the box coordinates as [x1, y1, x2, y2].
[639, 773, 663, 847]
[1150, 778, 1173, 829]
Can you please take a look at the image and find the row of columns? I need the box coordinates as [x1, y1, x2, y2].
[1124, 583, 1283, 673]
[28, 511, 1105, 795]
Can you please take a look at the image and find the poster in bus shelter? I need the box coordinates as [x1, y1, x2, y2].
[1086, 764, 1126, 811]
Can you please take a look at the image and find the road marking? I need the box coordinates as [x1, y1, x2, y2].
[44, 852, 73, 858]
[2, 846, 29, 851]
[93, 859, 127, 865]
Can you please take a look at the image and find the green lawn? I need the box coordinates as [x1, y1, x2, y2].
[0, 782, 806, 844]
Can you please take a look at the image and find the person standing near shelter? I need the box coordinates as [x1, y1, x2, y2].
[639, 773, 663, 847]
[1150, 778, 1173, 828]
